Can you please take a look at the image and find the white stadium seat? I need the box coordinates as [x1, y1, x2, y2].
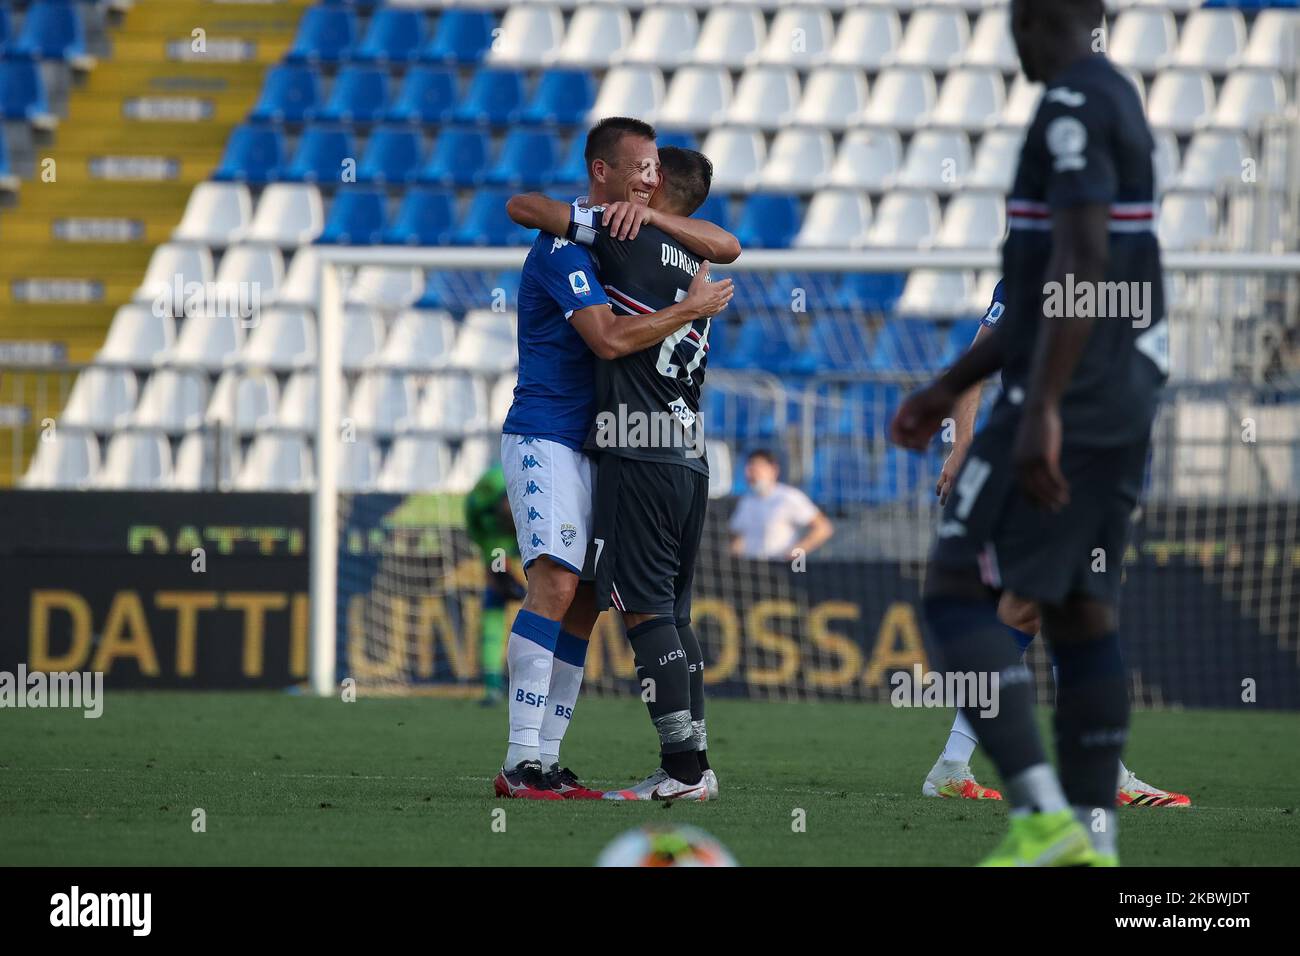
[206, 370, 279, 434]
[934, 191, 1005, 250]
[693, 7, 765, 68]
[1239, 11, 1299, 71]
[1145, 69, 1214, 134]
[134, 243, 213, 316]
[97, 305, 175, 367]
[338, 437, 381, 492]
[964, 129, 1023, 191]
[169, 311, 245, 370]
[1170, 9, 1246, 73]
[487, 4, 564, 67]
[827, 129, 902, 191]
[451, 309, 519, 372]
[274, 248, 322, 310]
[489, 373, 514, 428]
[864, 191, 941, 248]
[556, 5, 632, 68]
[377, 436, 453, 493]
[891, 8, 968, 70]
[861, 67, 936, 132]
[725, 66, 800, 130]
[374, 309, 456, 371]
[241, 305, 316, 370]
[276, 372, 320, 431]
[413, 373, 490, 435]
[896, 270, 977, 319]
[963, 8, 1017, 71]
[132, 369, 209, 433]
[1107, 9, 1177, 73]
[346, 266, 424, 311]
[22, 429, 100, 489]
[173, 182, 251, 246]
[893, 130, 970, 192]
[244, 184, 324, 247]
[699, 127, 765, 192]
[657, 66, 731, 131]
[1176, 131, 1249, 192]
[235, 434, 313, 491]
[347, 371, 419, 436]
[342, 305, 386, 371]
[758, 7, 833, 67]
[444, 437, 495, 493]
[1159, 192, 1219, 251]
[1152, 130, 1181, 193]
[61, 367, 138, 431]
[1000, 75, 1042, 127]
[793, 67, 868, 131]
[929, 68, 1005, 130]
[825, 7, 899, 70]
[1211, 70, 1286, 134]
[793, 189, 871, 248]
[171, 431, 231, 490]
[94, 431, 173, 489]
[759, 129, 834, 192]
[211, 244, 284, 317]
[589, 65, 664, 123]
[621, 7, 694, 67]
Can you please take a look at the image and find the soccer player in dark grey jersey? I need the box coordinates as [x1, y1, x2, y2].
[890, 0, 1169, 865]
[507, 148, 737, 800]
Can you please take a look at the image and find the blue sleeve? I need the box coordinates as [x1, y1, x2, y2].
[980, 279, 1005, 328]
[530, 239, 609, 320]
[1036, 83, 1117, 209]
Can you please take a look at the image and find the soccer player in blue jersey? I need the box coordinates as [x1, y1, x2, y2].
[493, 117, 735, 800]
[923, 280, 1190, 808]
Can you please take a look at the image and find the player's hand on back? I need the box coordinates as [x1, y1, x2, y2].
[685, 261, 734, 318]
[889, 382, 955, 451]
[936, 443, 969, 505]
[602, 201, 654, 241]
[1012, 404, 1069, 511]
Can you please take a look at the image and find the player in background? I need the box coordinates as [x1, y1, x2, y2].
[494, 118, 735, 800]
[508, 147, 738, 801]
[891, 0, 1170, 864]
[464, 464, 525, 706]
[924, 281, 1190, 807]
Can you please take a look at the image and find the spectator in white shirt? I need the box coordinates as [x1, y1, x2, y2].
[729, 450, 835, 560]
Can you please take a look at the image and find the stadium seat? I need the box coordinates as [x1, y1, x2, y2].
[694, 7, 765, 68]
[317, 188, 387, 245]
[286, 6, 357, 64]
[0, 124, 14, 192]
[385, 66, 457, 124]
[134, 243, 214, 316]
[13, 0, 89, 64]
[340, 305, 385, 370]
[621, 6, 693, 67]
[276, 372, 319, 430]
[418, 127, 489, 187]
[1177, 131, 1250, 190]
[699, 127, 765, 192]
[489, 373, 514, 427]
[97, 305, 175, 367]
[1146, 69, 1215, 133]
[453, 67, 526, 125]
[169, 311, 244, 370]
[316, 66, 389, 124]
[726, 66, 799, 129]
[864, 191, 941, 248]
[894, 131, 971, 192]
[421, 9, 495, 65]
[896, 272, 977, 321]
[826, 7, 900, 70]
[206, 370, 279, 434]
[284, 127, 355, 184]
[1108, 8, 1177, 73]
[1211, 69, 1286, 132]
[346, 267, 425, 311]
[964, 129, 1023, 191]
[892, 8, 968, 70]
[1153, 130, 1181, 192]
[382, 188, 455, 246]
[235, 434, 313, 491]
[867, 317, 951, 370]
[808, 316, 875, 371]
[170, 432, 222, 490]
[453, 188, 531, 246]
[338, 437, 381, 492]
[485, 129, 560, 188]
[759, 7, 833, 66]
[963, 8, 1018, 70]
[657, 66, 732, 130]
[0, 56, 54, 125]
[869, 447, 934, 507]
[934, 192, 1005, 250]
[132, 369, 209, 433]
[488, 4, 564, 67]
[241, 305, 316, 370]
[377, 436, 452, 492]
[22, 429, 99, 489]
[356, 126, 423, 185]
[412, 373, 491, 434]
[861, 68, 936, 131]
[374, 309, 457, 371]
[212, 124, 285, 184]
[929, 68, 1005, 130]
[557, 5, 633, 68]
[61, 368, 138, 431]
[833, 272, 907, 313]
[694, 193, 732, 231]
[589, 65, 664, 123]
[1171, 8, 1246, 72]
[347, 371, 419, 435]
[734, 194, 801, 249]
[250, 65, 320, 123]
[759, 129, 833, 192]
[0, 9, 12, 55]
[793, 67, 868, 130]
[794, 190, 871, 248]
[275, 249, 322, 309]
[174, 182, 253, 246]
[446, 436, 501, 493]
[212, 243, 283, 312]
[245, 183, 324, 247]
[1240, 11, 1299, 70]
[827, 130, 902, 191]
[451, 310, 519, 372]
[520, 70, 597, 125]
[354, 7, 426, 64]
[1159, 192, 1219, 251]
[809, 445, 874, 511]
[1000, 75, 1043, 127]
[1226, 192, 1286, 252]
[552, 133, 590, 186]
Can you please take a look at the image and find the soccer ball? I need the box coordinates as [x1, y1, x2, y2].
[595, 825, 738, 867]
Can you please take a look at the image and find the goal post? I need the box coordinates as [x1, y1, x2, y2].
[309, 247, 1300, 707]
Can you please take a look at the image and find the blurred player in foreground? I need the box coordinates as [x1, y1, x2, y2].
[924, 281, 1190, 808]
[464, 464, 525, 706]
[891, 0, 1170, 865]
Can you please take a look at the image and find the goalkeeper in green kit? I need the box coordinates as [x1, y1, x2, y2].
[465, 463, 525, 705]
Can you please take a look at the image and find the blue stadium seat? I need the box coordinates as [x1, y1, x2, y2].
[356, 126, 423, 185]
[354, 7, 426, 64]
[815, 382, 904, 438]
[212, 124, 285, 183]
[734, 194, 802, 249]
[485, 129, 560, 188]
[0, 123, 12, 181]
[552, 135, 588, 186]
[867, 320, 948, 373]
[493, 270, 522, 310]
[382, 188, 455, 245]
[249, 65, 320, 123]
[0, 9, 11, 54]
[318, 188, 386, 245]
[520, 70, 596, 125]
[809, 445, 874, 511]
[868, 447, 934, 505]
[833, 272, 907, 313]
[0, 56, 50, 122]
[13, 1, 86, 61]
[421, 9, 495, 64]
[385, 66, 457, 124]
[417, 128, 489, 187]
[809, 316, 874, 371]
[283, 127, 355, 184]
[729, 315, 814, 376]
[945, 319, 981, 363]
[453, 68, 526, 126]
[316, 66, 389, 123]
[286, 6, 357, 64]
[704, 386, 780, 440]
[693, 193, 731, 231]
[452, 187, 531, 246]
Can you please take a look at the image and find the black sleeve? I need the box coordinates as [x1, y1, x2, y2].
[1033, 82, 1118, 210]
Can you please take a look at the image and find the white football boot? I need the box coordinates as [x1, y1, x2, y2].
[603, 767, 709, 802]
[702, 768, 719, 800]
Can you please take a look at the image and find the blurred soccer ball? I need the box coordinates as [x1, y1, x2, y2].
[596, 825, 738, 867]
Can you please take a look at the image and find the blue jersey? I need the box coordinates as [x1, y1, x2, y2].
[503, 231, 610, 449]
[980, 279, 1005, 328]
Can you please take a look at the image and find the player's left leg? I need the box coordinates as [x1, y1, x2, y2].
[674, 468, 716, 797]
[537, 582, 603, 799]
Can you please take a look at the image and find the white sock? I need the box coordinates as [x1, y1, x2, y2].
[1005, 763, 1070, 816]
[504, 610, 559, 769]
[539, 630, 588, 768]
[940, 710, 979, 764]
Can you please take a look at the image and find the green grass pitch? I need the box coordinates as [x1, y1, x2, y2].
[2, 693, 1296, 866]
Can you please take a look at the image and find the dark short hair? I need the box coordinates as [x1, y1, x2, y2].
[657, 146, 714, 216]
[584, 116, 657, 179]
[747, 449, 779, 468]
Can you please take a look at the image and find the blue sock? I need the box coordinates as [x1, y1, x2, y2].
[1006, 625, 1035, 655]
[1052, 631, 1129, 809]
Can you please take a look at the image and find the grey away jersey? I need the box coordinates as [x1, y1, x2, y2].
[567, 206, 711, 476]
[994, 54, 1169, 448]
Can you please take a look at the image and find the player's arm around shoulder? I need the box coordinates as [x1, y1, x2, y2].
[601, 201, 741, 265]
[505, 193, 573, 237]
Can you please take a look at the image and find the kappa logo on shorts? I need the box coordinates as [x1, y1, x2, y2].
[516, 436, 537, 444]
[530, 533, 545, 548]
[521, 455, 541, 469]
[560, 523, 577, 547]
[528, 506, 544, 522]
[524, 480, 542, 495]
